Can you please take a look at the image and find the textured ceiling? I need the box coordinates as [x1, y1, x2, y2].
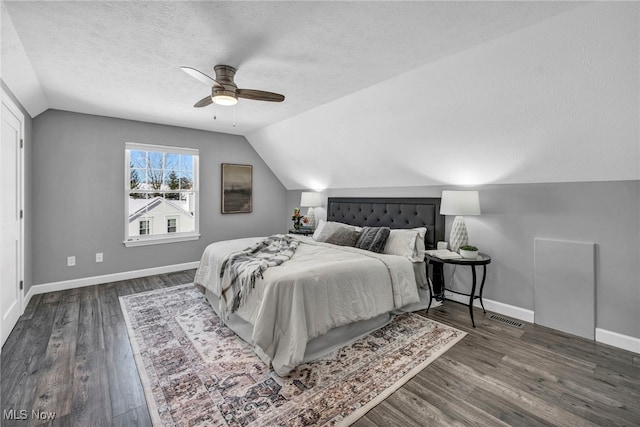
[2, 1, 579, 135]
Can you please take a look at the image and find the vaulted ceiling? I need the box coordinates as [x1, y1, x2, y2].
[3, 1, 577, 135]
[2, 2, 638, 190]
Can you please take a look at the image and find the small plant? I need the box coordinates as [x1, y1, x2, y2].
[291, 208, 308, 230]
[460, 245, 478, 251]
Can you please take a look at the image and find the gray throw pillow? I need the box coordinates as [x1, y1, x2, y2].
[356, 226, 391, 253]
[324, 227, 362, 247]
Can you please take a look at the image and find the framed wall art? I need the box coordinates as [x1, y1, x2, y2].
[221, 163, 252, 213]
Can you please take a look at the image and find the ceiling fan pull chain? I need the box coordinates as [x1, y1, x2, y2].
[232, 106, 236, 128]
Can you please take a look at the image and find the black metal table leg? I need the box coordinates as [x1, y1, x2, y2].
[425, 259, 446, 314]
[431, 262, 444, 297]
[469, 265, 477, 328]
[479, 264, 487, 313]
[426, 265, 434, 313]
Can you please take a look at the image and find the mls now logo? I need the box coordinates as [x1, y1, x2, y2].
[3, 409, 56, 421]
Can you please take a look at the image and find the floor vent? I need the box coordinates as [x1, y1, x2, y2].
[488, 314, 524, 329]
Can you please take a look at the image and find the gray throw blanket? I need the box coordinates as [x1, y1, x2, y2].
[219, 234, 300, 322]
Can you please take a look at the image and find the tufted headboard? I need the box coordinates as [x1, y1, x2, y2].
[327, 197, 445, 250]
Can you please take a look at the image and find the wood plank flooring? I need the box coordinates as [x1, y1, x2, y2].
[2, 270, 639, 426]
[1, 270, 193, 427]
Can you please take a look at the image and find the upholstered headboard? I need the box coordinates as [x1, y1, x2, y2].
[326, 197, 445, 250]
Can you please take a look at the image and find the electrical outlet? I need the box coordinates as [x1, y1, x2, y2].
[67, 256, 76, 267]
[96, 252, 103, 263]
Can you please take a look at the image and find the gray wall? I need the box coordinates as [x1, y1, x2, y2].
[1, 80, 33, 297]
[286, 181, 640, 339]
[31, 110, 286, 289]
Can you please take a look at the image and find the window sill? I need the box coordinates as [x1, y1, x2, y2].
[124, 233, 201, 248]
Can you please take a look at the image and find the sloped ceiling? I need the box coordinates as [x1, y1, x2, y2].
[248, 2, 639, 189]
[3, 1, 577, 134]
[2, 2, 637, 190]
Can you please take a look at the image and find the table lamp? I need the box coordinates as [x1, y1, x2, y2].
[300, 191, 322, 229]
[440, 190, 481, 252]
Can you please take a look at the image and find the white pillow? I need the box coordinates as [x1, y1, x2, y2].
[383, 227, 427, 262]
[313, 220, 362, 242]
[312, 219, 327, 240]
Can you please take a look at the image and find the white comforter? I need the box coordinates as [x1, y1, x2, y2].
[194, 235, 420, 375]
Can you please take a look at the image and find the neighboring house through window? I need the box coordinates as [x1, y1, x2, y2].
[125, 142, 200, 247]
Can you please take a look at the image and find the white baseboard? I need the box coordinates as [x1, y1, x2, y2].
[444, 291, 639, 355]
[24, 261, 200, 310]
[595, 328, 640, 354]
[444, 291, 535, 323]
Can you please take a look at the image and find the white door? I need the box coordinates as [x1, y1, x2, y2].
[1, 91, 24, 348]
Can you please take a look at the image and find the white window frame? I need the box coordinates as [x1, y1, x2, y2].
[124, 142, 200, 247]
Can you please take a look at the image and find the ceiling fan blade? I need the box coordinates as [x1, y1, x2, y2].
[181, 66, 224, 88]
[193, 95, 213, 108]
[237, 89, 285, 102]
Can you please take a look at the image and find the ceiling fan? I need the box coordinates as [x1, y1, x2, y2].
[181, 65, 285, 107]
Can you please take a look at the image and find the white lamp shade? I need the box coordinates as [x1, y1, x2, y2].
[440, 191, 481, 216]
[300, 191, 322, 207]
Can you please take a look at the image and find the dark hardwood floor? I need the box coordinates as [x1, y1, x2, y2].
[2, 270, 639, 426]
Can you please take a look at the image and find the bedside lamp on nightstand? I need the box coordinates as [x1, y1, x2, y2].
[300, 191, 322, 229]
[440, 190, 481, 253]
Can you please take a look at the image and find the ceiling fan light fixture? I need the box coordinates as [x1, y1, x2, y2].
[185, 64, 284, 108]
[212, 94, 237, 106]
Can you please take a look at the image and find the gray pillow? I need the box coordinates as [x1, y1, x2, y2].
[356, 226, 391, 253]
[324, 227, 362, 247]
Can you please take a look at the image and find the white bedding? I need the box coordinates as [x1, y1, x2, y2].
[194, 235, 420, 375]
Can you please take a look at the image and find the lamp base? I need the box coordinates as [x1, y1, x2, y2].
[305, 207, 316, 230]
[449, 216, 469, 253]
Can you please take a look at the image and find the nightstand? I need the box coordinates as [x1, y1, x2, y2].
[424, 253, 492, 327]
[288, 228, 314, 236]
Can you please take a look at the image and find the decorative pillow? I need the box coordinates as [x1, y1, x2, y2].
[314, 220, 362, 242]
[383, 227, 427, 262]
[324, 227, 362, 247]
[356, 226, 391, 253]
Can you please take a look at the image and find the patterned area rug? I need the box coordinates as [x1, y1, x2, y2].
[119, 284, 466, 426]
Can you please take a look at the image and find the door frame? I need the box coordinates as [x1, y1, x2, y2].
[1, 87, 25, 317]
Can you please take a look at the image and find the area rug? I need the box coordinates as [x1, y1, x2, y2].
[119, 284, 466, 426]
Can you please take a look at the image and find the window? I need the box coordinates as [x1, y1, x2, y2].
[167, 217, 177, 233]
[125, 142, 199, 247]
[139, 220, 150, 235]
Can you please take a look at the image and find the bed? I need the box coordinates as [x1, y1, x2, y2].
[194, 197, 445, 376]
